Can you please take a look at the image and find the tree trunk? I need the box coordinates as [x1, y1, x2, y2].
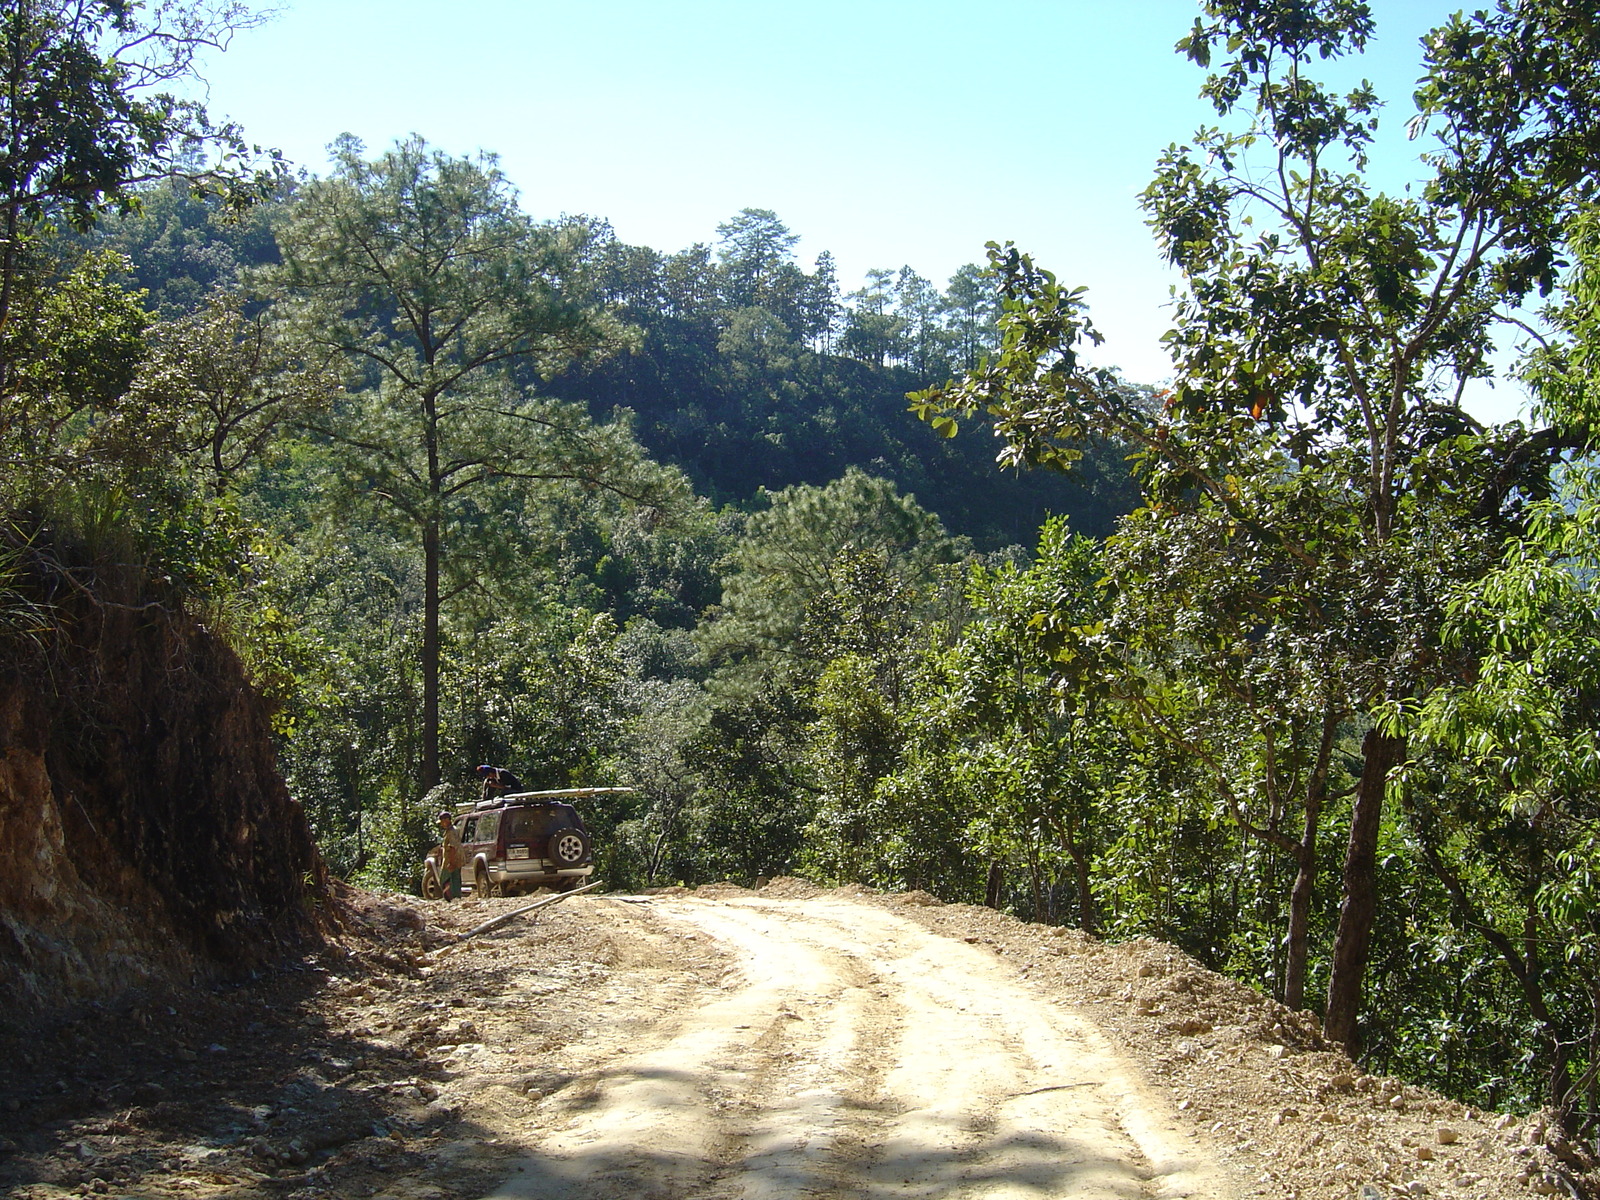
[421, 383, 442, 792]
[985, 860, 1004, 909]
[1045, 809, 1096, 932]
[1324, 728, 1405, 1054]
[1284, 709, 1336, 1011]
[1588, 982, 1599, 1118]
[1027, 835, 1044, 923]
[1068, 839, 1096, 932]
[1284, 824, 1320, 1013]
[421, 513, 440, 790]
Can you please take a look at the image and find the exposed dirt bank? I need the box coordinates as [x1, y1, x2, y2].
[0, 558, 326, 1011]
[0, 882, 1592, 1200]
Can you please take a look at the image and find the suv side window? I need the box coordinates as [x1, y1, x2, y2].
[476, 811, 502, 847]
[460, 816, 478, 843]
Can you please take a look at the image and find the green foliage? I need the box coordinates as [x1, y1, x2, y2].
[81, 179, 286, 316]
[1368, 472, 1600, 1107]
[25, 0, 1600, 1126]
[672, 683, 816, 884]
[0, 250, 157, 501]
[803, 652, 910, 882]
[353, 780, 446, 895]
[265, 133, 687, 788]
[0, 0, 281, 410]
[554, 223, 1137, 548]
[0, 521, 44, 645]
[839, 520, 1120, 918]
[128, 286, 340, 495]
[902, 0, 1600, 1105]
[0, 1, 286, 652]
[271, 574, 420, 881]
[271, 135, 630, 392]
[447, 608, 626, 788]
[793, 517, 1122, 920]
[702, 467, 965, 678]
[602, 672, 712, 887]
[1524, 204, 1600, 429]
[678, 472, 969, 886]
[908, 242, 1115, 472]
[714, 208, 812, 329]
[0, 1, 275, 231]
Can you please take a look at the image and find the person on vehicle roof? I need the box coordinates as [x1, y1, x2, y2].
[477, 764, 525, 803]
[437, 810, 464, 900]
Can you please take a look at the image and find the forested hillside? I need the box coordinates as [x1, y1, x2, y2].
[10, 0, 1600, 1141]
[86, 181, 1137, 550]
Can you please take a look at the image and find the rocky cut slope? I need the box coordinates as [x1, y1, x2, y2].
[0, 539, 329, 1011]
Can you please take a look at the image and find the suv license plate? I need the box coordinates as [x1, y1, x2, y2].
[508, 846, 530, 860]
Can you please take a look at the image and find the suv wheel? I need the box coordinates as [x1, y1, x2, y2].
[474, 862, 502, 898]
[548, 828, 590, 869]
[422, 860, 443, 900]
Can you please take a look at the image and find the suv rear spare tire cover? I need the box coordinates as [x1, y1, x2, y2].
[548, 828, 590, 868]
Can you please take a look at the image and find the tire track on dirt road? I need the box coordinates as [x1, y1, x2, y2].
[487, 895, 1241, 1200]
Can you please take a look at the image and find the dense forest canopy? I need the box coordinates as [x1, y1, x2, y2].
[10, 0, 1600, 1129]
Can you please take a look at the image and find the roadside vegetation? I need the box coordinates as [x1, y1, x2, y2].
[10, 0, 1600, 1127]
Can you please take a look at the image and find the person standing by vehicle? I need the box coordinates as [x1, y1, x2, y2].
[438, 811, 464, 900]
[476, 764, 525, 803]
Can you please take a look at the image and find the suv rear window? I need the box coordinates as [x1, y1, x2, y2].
[506, 807, 549, 840]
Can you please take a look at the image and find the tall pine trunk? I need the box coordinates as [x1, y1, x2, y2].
[421, 388, 442, 791]
[419, 385, 444, 793]
[422, 513, 440, 791]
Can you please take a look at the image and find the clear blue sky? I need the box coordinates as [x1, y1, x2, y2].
[195, 1, 1528, 419]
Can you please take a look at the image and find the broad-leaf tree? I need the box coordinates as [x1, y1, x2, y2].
[913, 0, 1600, 1059]
[130, 287, 340, 495]
[0, 0, 277, 389]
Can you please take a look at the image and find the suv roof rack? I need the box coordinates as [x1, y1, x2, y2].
[464, 786, 635, 812]
[503, 787, 635, 800]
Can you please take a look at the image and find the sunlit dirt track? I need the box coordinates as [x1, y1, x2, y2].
[485, 896, 1239, 1200]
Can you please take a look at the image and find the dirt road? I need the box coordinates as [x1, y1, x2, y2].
[491, 895, 1236, 1200]
[1, 881, 1586, 1200]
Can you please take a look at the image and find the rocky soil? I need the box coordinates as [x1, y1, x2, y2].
[0, 880, 1593, 1200]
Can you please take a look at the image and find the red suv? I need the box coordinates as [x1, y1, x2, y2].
[422, 788, 624, 898]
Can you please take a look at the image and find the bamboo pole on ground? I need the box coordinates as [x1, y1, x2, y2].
[458, 880, 604, 940]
